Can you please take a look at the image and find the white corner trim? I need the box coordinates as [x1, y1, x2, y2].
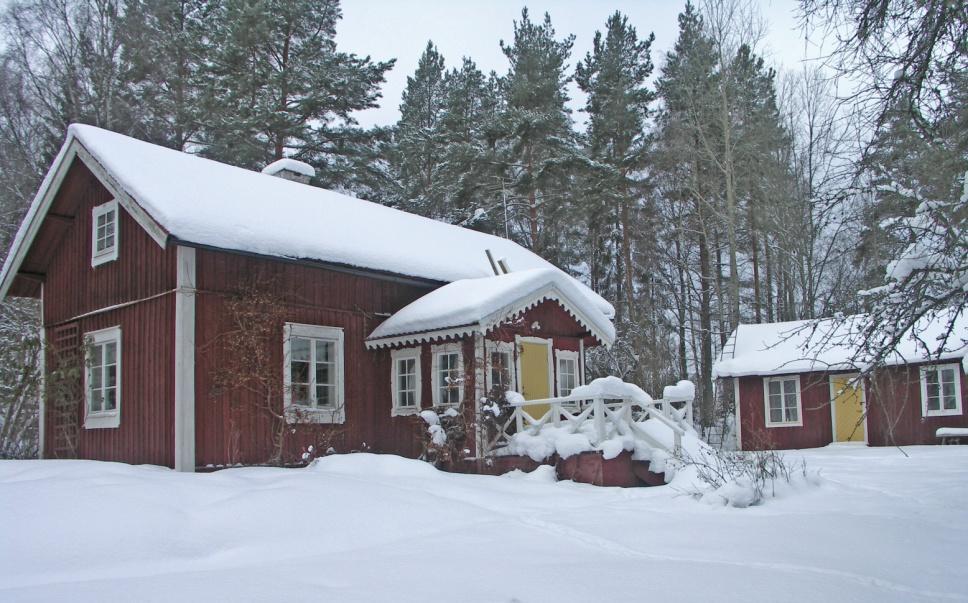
[90, 199, 119, 267]
[920, 363, 964, 417]
[390, 346, 422, 417]
[733, 377, 742, 450]
[283, 323, 346, 424]
[83, 325, 122, 430]
[174, 246, 196, 472]
[430, 341, 464, 407]
[38, 283, 45, 459]
[762, 374, 804, 428]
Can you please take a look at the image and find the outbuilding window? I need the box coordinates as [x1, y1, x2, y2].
[921, 364, 962, 417]
[431, 343, 463, 406]
[556, 350, 579, 397]
[391, 347, 421, 416]
[84, 326, 121, 429]
[91, 200, 119, 266]
[284, 323, 344, 423]
[763, 376, 802, 427]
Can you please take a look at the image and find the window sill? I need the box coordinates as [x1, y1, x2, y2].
[923, 409, 963, 418]
[285, 406, 345, 425]
[91, 250, 118, 268]
[391, 407, 420, 418]
[85, 412, 120, 429]
[765, 421, 803, 428]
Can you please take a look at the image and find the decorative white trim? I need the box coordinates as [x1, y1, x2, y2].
[474, 332, 486, 458]
[390, 347, 421, 417]
[485, 339, 517, 394]
[554, 349, 580, 397]
[283, 323, 345, 424]
[828, 373, 867, 444]
[0, 137, 169, 301]
[762, 375, 803, 428]
[733, 377, 742, 450]
[364, 284, 614, 350]
[83, 325, 122, 430]
[174, 246, 196, 472]
[920, 363, 963, 417]
[515, 335, 553, 399]
[90, 199, 119, 267]
[430, 342, 464, 407]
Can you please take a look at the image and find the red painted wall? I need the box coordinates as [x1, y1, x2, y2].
[737, 362, 968, 450]
[41, 161, 177, 466]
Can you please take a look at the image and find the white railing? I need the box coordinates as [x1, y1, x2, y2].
[486, 394, 693, 458]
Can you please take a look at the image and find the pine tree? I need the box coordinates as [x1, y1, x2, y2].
[391, 41, 449, 217]
[496, 9, 578, 261]
[201, 0, 393, 173]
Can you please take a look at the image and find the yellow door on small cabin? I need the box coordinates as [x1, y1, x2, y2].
[831, 375, 865, 443]
[519, 341, 551, 423]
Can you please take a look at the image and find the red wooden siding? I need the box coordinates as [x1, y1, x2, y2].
[737, 362, 968, 450]
[193, 249, 436, 466]
[40, 161, 177, 466]
[737, 372, 833, 450]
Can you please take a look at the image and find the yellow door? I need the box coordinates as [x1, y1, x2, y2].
[519, 341, 551, 423]
[831, 375, 865, 442]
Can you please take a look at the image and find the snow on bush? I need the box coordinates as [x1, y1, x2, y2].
[420, 410, 447, 447]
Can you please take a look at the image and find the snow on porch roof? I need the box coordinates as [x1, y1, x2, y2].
[0, 124, 613, 319]
[365, 268, 616, 349]
[713, 310, 967, 378]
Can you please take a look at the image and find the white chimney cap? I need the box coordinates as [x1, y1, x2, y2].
[262, 158, 316, 179]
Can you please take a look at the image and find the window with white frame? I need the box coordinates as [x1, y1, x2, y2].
[764, 376, 801, 427]
[921, 364, 962, 417]
[487, 340, 515, 393]
[391, 347, 421, 416]
[432, 343, 463, 406]
[91, 200, 119, 266]
[84, 326, 121, 429]
[284, 323, 344, 423]
[556, 350, 579, 397]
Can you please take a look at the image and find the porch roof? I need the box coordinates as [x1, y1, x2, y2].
[364, 268, 616, 349]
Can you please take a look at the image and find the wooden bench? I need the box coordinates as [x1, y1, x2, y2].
[936, 428, 968, 445]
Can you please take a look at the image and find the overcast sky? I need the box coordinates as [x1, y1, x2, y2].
[336, 0, 824, 128]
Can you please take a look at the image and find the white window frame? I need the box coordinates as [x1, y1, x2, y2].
[920, 363, 963, 417]
[555, 349, 580, 397]
[390, 347, 421, 417]
[763, 375, 803, 428]
[91, 200, 119, 267]
[486, 340, 517, 394]
[283, 323, 345, 424]
[431, 342, 464, 407]
[84, 326, 121, 429]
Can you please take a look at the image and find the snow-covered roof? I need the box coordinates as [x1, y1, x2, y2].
[261, 157, 316, 178]
[713, 311, 967, 378]
[0, 125, 613, 320]
[365, 268, 615, 348]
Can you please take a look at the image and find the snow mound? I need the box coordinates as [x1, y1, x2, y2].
[309, 453, 443, 479]
[570, 376, 652, 403]
[663, 380, 695, 401]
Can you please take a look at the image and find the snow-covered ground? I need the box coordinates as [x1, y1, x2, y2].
[2, 446, 967, 602]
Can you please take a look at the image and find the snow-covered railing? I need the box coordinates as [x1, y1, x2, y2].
[485, 391, 692, 458]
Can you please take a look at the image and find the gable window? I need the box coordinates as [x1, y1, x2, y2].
[763, 376, 802, 427]
[391, 347, 421, 416]
[91, 200, 119, 266]
[921, 364, 962, 417]
[431, 343, 463, 406]
[487, 340, 516, 394]
[284, 323, 344, 423]
[556, 349, 579, 397]
[84, 326, 121, 429]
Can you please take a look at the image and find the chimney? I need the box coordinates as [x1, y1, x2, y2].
[261, 158, 316, 184]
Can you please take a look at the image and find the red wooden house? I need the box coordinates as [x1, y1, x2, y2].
[715, 314, 967, 450]
[0, 125, 615, 471]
